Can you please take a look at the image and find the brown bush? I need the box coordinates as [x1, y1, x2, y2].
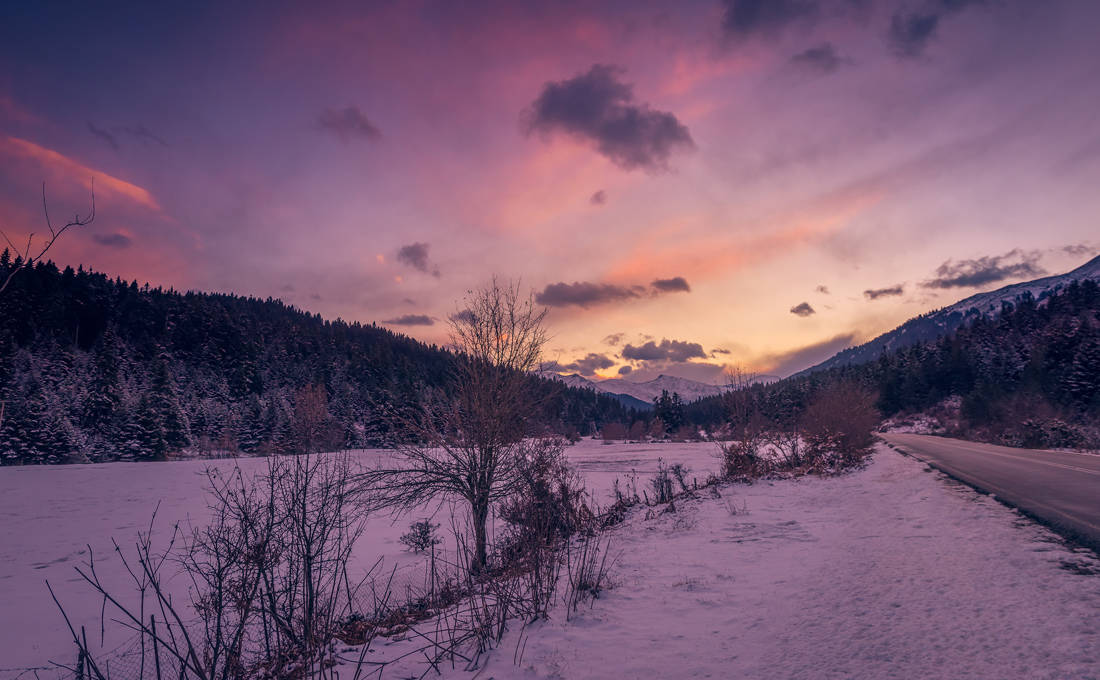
[801, 381, 880, 467]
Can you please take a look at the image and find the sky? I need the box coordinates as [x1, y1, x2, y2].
[2, 0, 1099, 382]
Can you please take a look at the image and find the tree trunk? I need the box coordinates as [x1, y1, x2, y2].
[472, 497, 489, 572]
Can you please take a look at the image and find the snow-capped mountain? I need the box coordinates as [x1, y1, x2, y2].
[539, 371, 726, 406]
[596, 374, 726, 403]
[796, 254, 1100, 377]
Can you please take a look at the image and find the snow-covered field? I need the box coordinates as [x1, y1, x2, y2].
[0, 440, 716, 677]
[3, 441, 1099, 679]
[471, 445, 1100, 680]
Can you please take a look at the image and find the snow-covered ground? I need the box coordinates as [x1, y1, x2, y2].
[3, 441, 1098, 679]
[462, 445, 1100, 680]
[0, 440, 715, 677]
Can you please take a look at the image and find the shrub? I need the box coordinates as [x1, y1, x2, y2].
[650, 458, 674, 504]
[602, 422, 627, 442]
[801, 381, 880, 467]
[499, 437, 592, 549]
[400, 519, 443, 553]
[715, 410, 771, 477]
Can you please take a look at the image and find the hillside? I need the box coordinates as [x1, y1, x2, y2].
[796, 254, 1100, 377]
[688, 279, 1100, 448]
[0, 255, 636, 464]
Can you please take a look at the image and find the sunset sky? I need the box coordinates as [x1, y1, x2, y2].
[2, 0, 1098, 382]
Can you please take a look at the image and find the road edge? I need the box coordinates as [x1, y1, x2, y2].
[878, 437, 1100, 557]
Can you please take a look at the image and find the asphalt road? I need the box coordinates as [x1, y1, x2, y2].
[880, 433, 1100, 552]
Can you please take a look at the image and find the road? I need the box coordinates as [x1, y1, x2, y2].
[880, 433, 1100, 552]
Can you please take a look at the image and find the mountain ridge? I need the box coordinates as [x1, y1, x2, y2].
[794, 254, 1100, 378]
[539, 371, 726, 405]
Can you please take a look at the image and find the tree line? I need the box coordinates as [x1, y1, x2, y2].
[0, 253, 635, 464]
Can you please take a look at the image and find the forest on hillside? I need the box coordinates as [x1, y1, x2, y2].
[687, 280, 1100, 449]
[0, 253, 635, 465]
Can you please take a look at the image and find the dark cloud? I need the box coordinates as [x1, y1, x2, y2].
[790, 301, 816, 317]
[92, 232, 132, 249]
[88, 122, 167, 150]
[384, 314, 434, 326]
[711, 348, 732, 355]
[889, 0, 987, 58]
[759, 333, 856, 377]
[889, 12, 939, 57]
[536, 281, 644, 308]
[791, 43, 844, 73]
[625, 360, 728, 384]
[524, 64, 694, 172]
[561, 353, 616, 376]
[618, 365, 633, 375]
[603, 332, 625, 346]
[541, 360, 568, 373]
[921, 249, 1046, 289]
[815, 285, 831, 294]
[651, 276, 691, 293]
[590, 190, 607, 205]
[396, 242, 440, 277]
[864, 284, 905, 300]
[87, 122, 119, 150]
[1062, 243, 1097, 258]
[310, 293, 322, 301]
[535, 276, 691, 308]
[317, 106, 381, 142]
[721, 0, 818, 39]
[449, 309, 476, 325]
[621, 339, 707, 363]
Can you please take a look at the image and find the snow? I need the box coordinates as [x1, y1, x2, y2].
[462, 445, 1100, 680]
[595, 375, 726, 403]
[0, 440, 715, 676]
[3, 442, 1099, 679]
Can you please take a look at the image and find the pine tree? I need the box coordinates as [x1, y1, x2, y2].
[1063, 340, 1100, 407]
[653, 390, 685, 432]
[149, 356, 191, 454]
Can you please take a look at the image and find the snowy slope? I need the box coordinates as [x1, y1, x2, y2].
[797, 254, 1100, 376]
[538, 371, 654, 410]
[539, 371, 725, 405]
[596, 374, 726, 403]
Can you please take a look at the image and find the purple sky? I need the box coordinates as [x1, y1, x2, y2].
[2, 0, 1098, 381]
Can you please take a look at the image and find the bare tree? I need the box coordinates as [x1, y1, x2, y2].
[0, 181, 95, 296]
[360, 279, 550, 571]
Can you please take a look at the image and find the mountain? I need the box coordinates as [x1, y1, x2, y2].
[796, 254, 1100, 377]
[597, 374, 726, 403]
[684, 278, 1100, 448]
[540, 371, 725, 406]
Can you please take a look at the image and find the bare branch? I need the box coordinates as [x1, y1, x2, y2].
[0, 180, 95, 295]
